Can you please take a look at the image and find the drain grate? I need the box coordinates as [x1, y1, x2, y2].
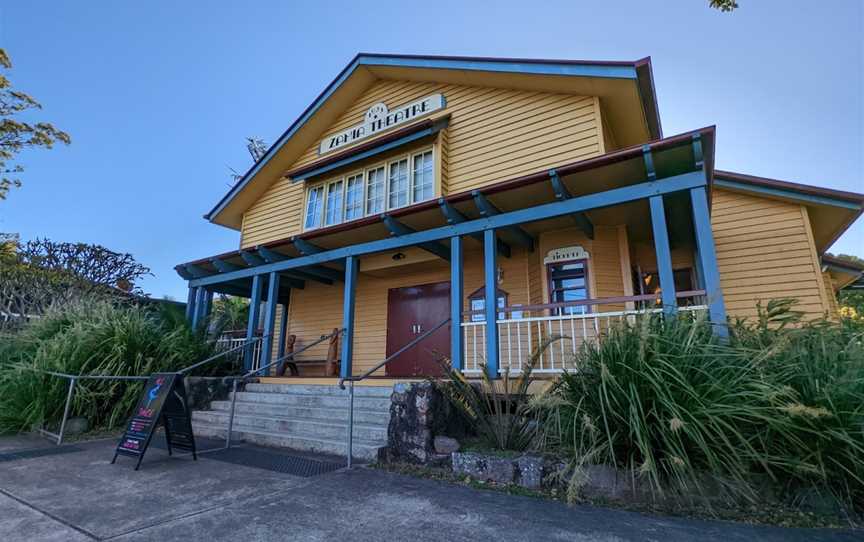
[0, 445, 83, 463]
[204, 447, 343, 477]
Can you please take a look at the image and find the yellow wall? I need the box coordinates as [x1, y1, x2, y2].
[240, 79, 603, 247]
[711, 188, 829, 320]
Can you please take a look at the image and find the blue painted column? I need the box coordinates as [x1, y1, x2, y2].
[191, 287, 205, 330]
[199, 289, 213, 332]
[340, 255, 358, 380]
[649, 195, 677, 315]
[690, 186, 728, 336]
[244, 275, 263, 371]
[259, 272, 280, 376]
[185, 286, 197, 323]
[483, 229, 499, 378]
[450, 235, 464, 371]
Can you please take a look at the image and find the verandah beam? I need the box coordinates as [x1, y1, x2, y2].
[549, 169, 594, 239]
[471, 191, 535, 251]
[258, 246, 338, 283]
[340, 256, 359, 380]
[188, 171, 707, 288]
[438, 198, 511, 258]
[382, 214, 451, 261]
[210, 257, 243, 273]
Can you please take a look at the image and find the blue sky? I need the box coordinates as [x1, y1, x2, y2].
[1, 1, 861, 299]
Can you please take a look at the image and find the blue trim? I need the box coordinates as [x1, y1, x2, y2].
[199, 289, 213, 331]
[438, 198, 511, 257]
[260, 272, 280, 375]
[293, 238, 324, 255]
[211, 258, 243, 273]
[450, 235, 464, 371]
[382, 214, 450, 261]
[189, 172, 707, 288]
[240, 250, 265, 266]
[206, 54, 638, 222]
[277, 297, 290, 372]
[472, 191, 535, 251]
[642, 145, 657, 181]
[244, 275, 263, 371]
[484, 229, 499, 378]
[690, 187, 728, 335]
[549, 169, 594, 239]
[190, 287, 204, 329]
[291, 122, 447, 182]
[649, 195, 676, 315]
[714, 179, 862, 210]
[340, 256, 358, 380]
[184, 264, 209, 278]
[257, 246, 288, 262]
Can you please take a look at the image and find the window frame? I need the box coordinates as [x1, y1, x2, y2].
[302, 145, 436, 232]
[545, 258, 591, 315]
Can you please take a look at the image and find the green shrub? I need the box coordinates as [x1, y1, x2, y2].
[0, 300, 214, 433]
[540, 303, 864, 509]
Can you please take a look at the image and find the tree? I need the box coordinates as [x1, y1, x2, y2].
[16, 238, 151, 293]
[0, 49, 70, 200]
[710, 0, 738, 11]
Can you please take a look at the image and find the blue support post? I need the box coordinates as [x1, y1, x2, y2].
[260, 272, 280, 376]
[450, 235, 464, 371]
[483, 229, 499, 378]
[191, 287, 205, 330]
[277, 296, 290, 374]
[244, 275, 263, 371]
[185, 286, 196, 323]
[690, 186, 728, 336]
[649, 195, 677, 315]
[198, 289, 213, 332]
[340, 255, 358, 380]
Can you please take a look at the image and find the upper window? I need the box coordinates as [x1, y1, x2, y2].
[303, 147, 435, 231]
[547, 259, 589, 315]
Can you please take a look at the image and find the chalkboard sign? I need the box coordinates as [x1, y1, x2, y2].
[112, 372, 198, 470]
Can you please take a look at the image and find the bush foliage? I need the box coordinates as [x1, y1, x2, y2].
[0, 300, 213, 433]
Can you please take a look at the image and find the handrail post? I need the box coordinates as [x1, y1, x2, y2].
[346, 380, 354, 469]
[225, 378, 238, 449]
[57, 377, 76, 445]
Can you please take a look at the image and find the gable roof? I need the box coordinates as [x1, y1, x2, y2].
[206, 53, 663, 230]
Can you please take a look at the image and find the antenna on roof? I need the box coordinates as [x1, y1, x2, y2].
[246, 137, 267, 162]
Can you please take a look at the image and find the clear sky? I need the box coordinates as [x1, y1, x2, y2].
[1, 1, 861, 299]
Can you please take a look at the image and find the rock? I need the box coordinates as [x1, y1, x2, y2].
[434, 436, 460, 454]
[64, 417, 89, 435]
[514, 455, 544, 489]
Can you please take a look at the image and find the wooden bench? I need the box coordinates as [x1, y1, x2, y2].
[276, 330, 340, 377]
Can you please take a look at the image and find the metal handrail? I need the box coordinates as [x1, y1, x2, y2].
[221, 328, 344, 450]
[178, 333, 271, 375]
[338, 317, 450, 468]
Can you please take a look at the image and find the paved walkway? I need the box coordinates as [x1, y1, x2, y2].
[0, 435, 858, 541]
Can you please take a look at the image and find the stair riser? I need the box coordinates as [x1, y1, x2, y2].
[246, 383, 394, 398]
[192, 423, 381, 461]
[209, 401, 390, 425]
[192, 412, 387, 441]
[231, 392, 390, 410]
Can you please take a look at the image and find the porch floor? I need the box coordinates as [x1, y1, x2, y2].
[258, 377, 422, 386]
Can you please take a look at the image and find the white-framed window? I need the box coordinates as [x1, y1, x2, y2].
[303, 146, 436, 231]
[304, 185, 324, 229]
[324, 180, 343, 226]
[345, 173, 364, 221]
[366, 166, 385, 215]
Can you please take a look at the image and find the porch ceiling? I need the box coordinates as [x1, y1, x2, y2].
[178, 126, 715, 292]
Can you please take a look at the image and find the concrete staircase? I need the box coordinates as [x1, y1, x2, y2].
[191, 383, 393, 461]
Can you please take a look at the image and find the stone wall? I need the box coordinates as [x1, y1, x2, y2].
[184, 377, 237, 411]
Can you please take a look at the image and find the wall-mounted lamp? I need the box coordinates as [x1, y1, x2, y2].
[392, 252, 407, 261]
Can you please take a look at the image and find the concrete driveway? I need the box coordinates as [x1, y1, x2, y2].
[0, 435, 857, 541]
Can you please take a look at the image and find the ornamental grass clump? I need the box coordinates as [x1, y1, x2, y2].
[541, 300, 864, 511]
[0, 300, 213, 433]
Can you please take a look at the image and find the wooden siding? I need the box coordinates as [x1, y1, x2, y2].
[240, 80, 603, 247]
[822, 271, 840, 318]
[711, 188, 829, 320]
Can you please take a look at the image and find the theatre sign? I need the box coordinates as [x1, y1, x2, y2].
[318, 93, 445, 155]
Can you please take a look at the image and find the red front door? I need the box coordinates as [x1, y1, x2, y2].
[385, 281, 451, 377]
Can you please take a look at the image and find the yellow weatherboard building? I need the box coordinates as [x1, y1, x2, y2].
[177, 53, 864, 384]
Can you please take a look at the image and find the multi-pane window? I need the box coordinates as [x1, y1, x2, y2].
[547, 260, 589, 315]
[345, 174, 364, 221]
[366, 167, 385, 215]
[303, 146, 435, 231]
[324, 180, 343, 226]
[412, 151, 433, 203]
[304, 185, 324, 229]
[388, 158, 409, 209]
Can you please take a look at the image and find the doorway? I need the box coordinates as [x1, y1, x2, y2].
[385, 281, 450, 376]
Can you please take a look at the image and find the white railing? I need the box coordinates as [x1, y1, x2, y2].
[460, 293, 708, 374]
[214, 334, 262, 371]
